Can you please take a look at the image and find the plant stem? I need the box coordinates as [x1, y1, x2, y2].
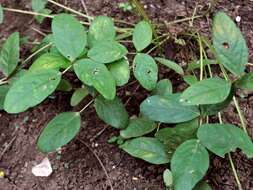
[233, 96, 248, 134]
[3, 7, 54, 18]
[79, 99, 94, 113]
[147, 35, 170, 54]
[197, 33, 204, 81]
[0, 81, 8, 85]
[228, 153, 243, 190]
[61, 65, 73, 75]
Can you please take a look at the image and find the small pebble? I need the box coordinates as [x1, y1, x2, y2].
[236, 16, 241, 22]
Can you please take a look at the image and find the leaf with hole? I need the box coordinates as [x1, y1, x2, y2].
[140, 93, 200, 124]
[29, 53, 71, 71]
[52, 14, 87, 61]
[70, 87, 89, 107]
[108, 58, 130, 86]
[4, 70, 61, 113]
[171, 139, 209, 190]
[94, 95, 129, 129]
[0, 32, 20, 76]
[235, 72, 253, 91]
[163, 169, 173, 187]
[133, 53, 158, 90]
[74, 59, 116, 100]
[88, 16, 116, 47]
[213, 12, 248, 76]
[151, 79, 173, 96]
[0, 85, 9, 110]
[133, 21, 153, 51]
[180, 77, 231, 105]
[120, 137, 170, 164]
[120, 118, 156, 139]
[88, 41, 128, 64]
[197, 124, 253, 158]
[155, 57, 184, 75]
[37, 112, 81, 153]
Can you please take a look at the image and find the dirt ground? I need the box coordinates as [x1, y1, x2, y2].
[0, 0, 253, 190]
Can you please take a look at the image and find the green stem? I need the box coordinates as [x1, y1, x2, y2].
[197, 33, 204, 81]
[233, 96, 248, 134]
[228, 153, 243, 190]
[79, 99, 94, 113]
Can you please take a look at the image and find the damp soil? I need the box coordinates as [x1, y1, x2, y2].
[0, 0, 253, 190]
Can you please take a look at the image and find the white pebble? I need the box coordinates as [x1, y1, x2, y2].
[236, 16, 241, 23]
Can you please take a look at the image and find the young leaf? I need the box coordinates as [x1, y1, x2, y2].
[120, 137, 170, 164]
[197, 124, 253, 158]
[4, 70, 61, 113]
[0, 4, 4, 24]
[183, 75, 198, 85]
[108, 58, 130, 86]
[171, 139, 209, 190]
[163, 169, 173, 187]
[213, 12, 248, 76]
[0, 85, 9, 110]
[120, 118, 156, 139]
[56, 79, 72, 92]
[155, 57, 184, 75]
[74, 59, 116, 100]
[140, 94, 200, 124]
[32, 0, 48, 12]
[133, 21, 152, 51]
[193, 181, 212, 190]
[35, 8, 52, 24]
[186, 59, 216, 72]
[29, 53, 71, 71]
[52, 14, 87, 61]
[94, 95, 129, 129]
[70, 88, 89, 107]
[0, 32, 20, 76]
[180, 77, 231, 105]
[235, 72, 253, 90]
[88, 16, 116, 47]
[133, 53, 158, 90]
[37, 112, 81, 153]
[151, 79, 173, 96]
[88, 41, 128, 64]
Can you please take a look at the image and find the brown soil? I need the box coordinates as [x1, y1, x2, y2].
[0, 0, 253, 190]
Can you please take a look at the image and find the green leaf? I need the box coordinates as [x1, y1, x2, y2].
[120, 137, 170, 164]
[4, 70, 61, 113]
[155, 119, 199, 158]
[56, 79, 72, 92]
[0, 32, 20, 76]
[108, 58, 130, 86]
[94, 95, 129, 129]
[88, 41, 127, 64]
[88, 16, 116, 47]
[187, 59, 216, 72]
[133, 53, 158, 90]
[171, 139, 209, 190]
[0, 85, 9, 110]
[8, 69, 28, 84]
[52, 14, 87, 61]
[70, 87, 89, 107]
[74, 59, 116, 100]
[133, 21, 152, 51]
[180, 77, 231, 105]
[163, 169, 173, 187]
[151, 79, 172, 96]
[197, 124, 253, 158]
[183, 75, 198, 85]
[213, 12, 248, 76]
[32, 0, 48, 12]
[140, 94, 200, 124]
[0, 4, 4, 24]
[120, 118, 156, 139]
[193, 181, 212, 190]
[37, 112, 81, 153]
[155, 57, 184, 75]
[235, 72, 253, 90]
[29, 53, 71, 71]
[35, 8, 52, 24]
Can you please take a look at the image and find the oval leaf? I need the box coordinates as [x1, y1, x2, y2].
[213, 12, 248, 76]
[151, 79, 173, 96]
[180, 77, 231, 105]
[120, 137, 170, 164]
[133, 21, 152, 51]
[88, 41, 128, 64]
[74, 59, 116, 100]
[52, 14, 87, 61]
[37, 112, 81, 153]
[133, 53, 158, 90]
[197, 124, 253, 158]
[155, 57, 184, 75]
[70, 88, 89, 107]
[94, 95, 129, 129]
[88, 16, 116, 47]
[4, 70, 61, 113]
[0, 32, 20, 76]
[120, 118, 156, 139]
[140, 94, 200, 124]
[163, 169, 173, 187]
[171, 139, 209, 190]
[108, 58, 130, 86]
